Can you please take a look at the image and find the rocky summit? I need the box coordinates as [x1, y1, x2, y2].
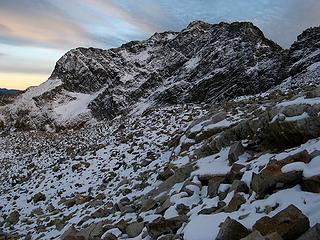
[0, 21, 320, 240]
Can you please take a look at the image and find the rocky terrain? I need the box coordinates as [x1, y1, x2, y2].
[0, 21, 320, 240]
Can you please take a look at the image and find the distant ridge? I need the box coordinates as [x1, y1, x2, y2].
[0, 88, 20, 95]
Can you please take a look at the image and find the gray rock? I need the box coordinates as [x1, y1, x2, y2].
[208, 176, 225, 198]
[125, 222, 144, 238]
[229, 180, 249, 194]
[33, 192, 46, 203]
[253, 205, 310, 240]
[147, 216, 187, 239]
[5, 210, 20, 226]
[302, 176, 320, 193]
[140, 198, 157, 212]
[216, 217, 250, 240]
[228, 142, 245, 164]
[251, 150, 311, 198]
[224, 194, 246, 213]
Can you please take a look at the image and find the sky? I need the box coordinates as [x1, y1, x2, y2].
[0, 0, 319, 90]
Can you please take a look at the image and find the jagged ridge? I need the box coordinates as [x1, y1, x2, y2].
[1, 21, 319, 130]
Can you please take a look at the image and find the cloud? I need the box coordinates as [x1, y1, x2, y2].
[85, 0, 162, 34]
[0, 2, 91, 49]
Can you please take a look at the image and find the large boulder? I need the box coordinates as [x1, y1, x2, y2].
[224, 194, 246, 213]
[125, 222, 144, 238]
[253, 205, 310, 240]
[76, 222, 107, 240]
[302, 175, 320, 193]
[32, 192, 46, 203]
[216, 217, 250, 240]
[251, 150, 311, 198]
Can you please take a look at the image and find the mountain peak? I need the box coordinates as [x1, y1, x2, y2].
[1, 21, 319, 129]
[185, 20, 212, 30]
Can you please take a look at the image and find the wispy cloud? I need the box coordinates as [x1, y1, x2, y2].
[0, 1, 91, 49]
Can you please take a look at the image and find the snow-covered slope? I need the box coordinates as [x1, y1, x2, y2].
[2, 84, 320, 239]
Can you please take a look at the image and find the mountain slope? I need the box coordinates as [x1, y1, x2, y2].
[0, 21, 307, 130]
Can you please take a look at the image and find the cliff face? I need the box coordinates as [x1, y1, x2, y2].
[49, 21, 287, 120]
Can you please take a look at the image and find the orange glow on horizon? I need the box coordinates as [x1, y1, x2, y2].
[0, 73, 48, 90]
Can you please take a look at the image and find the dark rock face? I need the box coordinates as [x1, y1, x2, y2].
[50, 48, 120, 93]
[48, 21, 289, 120]
[290, 26, 320, 76]
[281, 26, 320, 88]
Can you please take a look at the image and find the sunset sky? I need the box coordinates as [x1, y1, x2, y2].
[1, 0, 319, 90]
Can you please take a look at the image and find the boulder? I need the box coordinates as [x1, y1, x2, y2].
[140, 198, 158, 212]
[253, 205, 310, 240]
[208, 176, 225, 198]
[226, 163, 246, 182]
[216, 217, 250, 240]
[229, 180, 250, 194]
[61, 226, 78, 240]
[228, 142, 245, 165]
[224, 194, 246, 213]
[5, 210, 20, 226]
[157, 168, 175, 181]
[33, 192, 46, 203]
[297, 223, 320, 240]
[302, 175, 320, 193]
[125, 222, 144, 238]
[147, 216, 187, 239]
[102, 233, 117, 240]
[251, 150, 311, 198]
[76, 222, 106, 239]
